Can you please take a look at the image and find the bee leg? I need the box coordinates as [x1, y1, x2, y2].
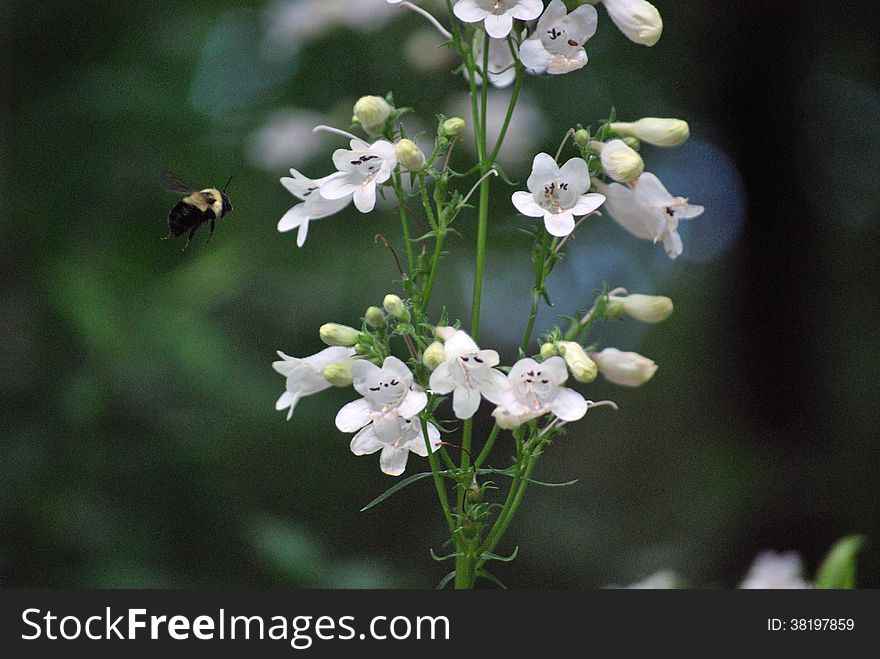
[207, 218, 216, 243]
[183, 225, 199, 251]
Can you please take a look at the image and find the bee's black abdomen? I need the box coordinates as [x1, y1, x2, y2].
[167, 201, 205, 236]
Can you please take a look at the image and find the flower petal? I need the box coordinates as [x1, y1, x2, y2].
[296, 218, 310, 246]
[319, 175, 357, 201]
[335, 398, 373, 432]
[512, 191, 546, 218]
[379, 445, 409, 476]
[544, 210, 576, 237]
[633, 172, 674, 207]
[382, 356, 413, 385]
[352, 360, 382, 397]
[550, 387, 589, 422]
[527, 153, 560, 193]
[429, 361, 456, 394]
[541, 356, 569, 385]
[483, 12, 514, 39]
[277, 203, 309, 232]
[444, 330, 479, 357]
[570, 192, 605, 216]
[453, 0, 486, 23]
[559, 157, 590, 193]
[512, 0, 544, 21]
[663, 229, 683, 259]
[397, 389, 428, 419]
[350, 425, 384, 455]
[518, 38, 552, 74]
[476, 368, 510, 405]
[352, 180, 377, 213]
[452, 385, 481, 419]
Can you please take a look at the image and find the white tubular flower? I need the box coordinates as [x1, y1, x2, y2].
[469, 33, 517, 88]
[608, 294, 674, 323]
[592, 348, 657, 387]
[350, 415, 440, 477]
[593, 172, 704, 259]
[335, 356, 428, 441]
[278, 170, 352, 247]
[599, 139, 644, 183]
[453, 0, 544, 39]
[273, 347, 357, 420]
[599, 0, 663, 47]
[740, 551, 812, 590]
[428, 329, 509, 420]
[610, 118, 690, 147]
[512, 153, 604, 237]
[492, 357, 589, 429]
[519, 0, 598, 75]
[321, 139, 398, 213]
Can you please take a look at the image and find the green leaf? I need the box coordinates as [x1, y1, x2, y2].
[480, 547, 519, 563]
[430, 548, 463, 562]
[476, 468, 578, 488]
[360, 472, 435, 512]
[815, 535, 865, 589]
[436, 571, 456, 589]
[476, 569, 507, 589]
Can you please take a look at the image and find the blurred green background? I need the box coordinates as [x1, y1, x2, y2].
[2, 0, 878, 588]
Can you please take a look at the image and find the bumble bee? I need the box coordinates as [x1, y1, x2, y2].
[160, 170, 233, 249]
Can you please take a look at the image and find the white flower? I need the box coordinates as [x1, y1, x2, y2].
[519, 0, 598, 75]
[469, 33, 518, 88]
[350, 415, 441, 476]
[592, 348, 657, 387]
[599, 139, 644, 183]
[273, 347, 356, 420]
[492, 357, 589, 429]
[607, 294, 674, 323]
[278, 170, 352, 247]
[593, 172, 704, 259]
[512, 153, 605, 237]
[599, 0, 663, 47]
[335, 356, 428, 445]
[740, 551, 812, 590]
[320, 139, 398, 213]
[429, 329, 510, 420]
[453, 0, 544, 39]
[610, 117, 690, 147]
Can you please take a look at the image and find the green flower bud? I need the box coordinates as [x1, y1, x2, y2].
[610, 118, 690, 147]
[610, 294, 674, 323]
[557, 341, 598, 383]
[395, 138, 426, 172]
[353, 95, 393, 136]
[364, 306, 385, 328]
[540, 342, 559, 359]
[322, 360, 354, 387]
[622, 136, 641, 150]
[354, 343, 371, 355]
[319, 323, 360, 347]
[422, 341, 446, 371]
[574, 128, 590, 146]
[441, 117, 466, 137]
[383, 294, 410, 321]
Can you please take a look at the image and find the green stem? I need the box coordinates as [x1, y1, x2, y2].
[393, 170, 416, 273]
[420, 174, 445, 310]
[473, 424, 501, 470]
[520, 230, 549, 354]
[488, 54, 524, 165]
[420, 415, 456, 537]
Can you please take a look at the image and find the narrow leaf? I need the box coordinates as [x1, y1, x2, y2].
[480, 546, 519, 563]
[815, 535, 865, 589]
[430, 548, 463, 562]
[360, 472, 434, 512]
[476, 569, 507, 590]
[436, 571, 456, 590]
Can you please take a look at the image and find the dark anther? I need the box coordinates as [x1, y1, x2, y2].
[568, 39, 578, 47]
[473, 356, 484, 363]
[369, 386, 381, 391]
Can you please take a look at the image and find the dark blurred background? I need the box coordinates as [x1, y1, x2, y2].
[2, 0, 878, 588]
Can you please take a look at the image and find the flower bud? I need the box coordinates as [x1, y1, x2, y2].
[609, 294, 673, 323]
[622, 136, 641, 150]
[602, 0, 663, 47]
[319, 323, 360, 347]
[592, 348, 657, 387]
[322, 360, 354, 386]
[610, 117, 690, 147]
[353, 95, 393, 135]
[395, 138, 426, 172]
[557, 341, 598, 383]
[383, 294, 410, 321]
[540, 342, 559, 359]
[441, 117, 466, 137]
[599, 139, 644, 183]
[574, 128, 590, 147]
[364, 306, 385, 328]
[434, 326, 456, 341]
[423, 341, 446, 371]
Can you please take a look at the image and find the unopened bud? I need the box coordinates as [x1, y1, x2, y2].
[364, 306, 385, 328]
[558, 341, 598, 383]
[322, 360, 354, 386]
[319, 323, 360, 347]
[599, 139, 644, 183]
[610, 117, 690, 147]
[540, 342, 559, 359]
[622, 136, 641, 150]
[434, 326, 456, 341]
[353, 95, 393, 135]
[441, 117, 466, 137]
[602, 0, 663, 47]
[609, 294, 673, 323]
[395, 138, 426, 172]
[592, 347, 657, 387]
[383, 294, 410, 321]
[574, 128, 590, 146]
[423, 341, 446, 371]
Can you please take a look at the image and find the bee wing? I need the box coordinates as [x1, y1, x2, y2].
[159, 170, 198, 195]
